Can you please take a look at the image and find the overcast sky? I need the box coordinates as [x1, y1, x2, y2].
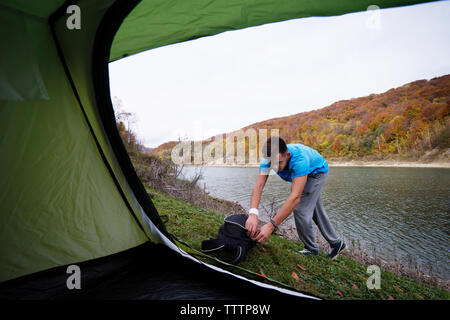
[109, 1, 450, 149]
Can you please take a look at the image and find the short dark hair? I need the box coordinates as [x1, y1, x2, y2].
[262, 136, 287, 158]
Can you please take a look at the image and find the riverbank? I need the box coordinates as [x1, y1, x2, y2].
[182, 148, 450, 168]
[188, 159, 450, 168]
[327, 160, 450, 168]
[194, 160, 450, 169]
[148, 186, 449, 300]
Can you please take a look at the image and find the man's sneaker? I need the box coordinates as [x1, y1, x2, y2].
[327, 240, 346, 260]
[297, 248, 318, 256]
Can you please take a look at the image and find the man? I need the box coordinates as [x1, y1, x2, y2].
[245, 136, 346, 259]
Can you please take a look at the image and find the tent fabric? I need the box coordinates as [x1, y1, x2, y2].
[110, 0, 434, 62]
[0, 8, 49, 100]
[0, 0, 154, 284]
[0, 0, 436, 298]
[0, 1, 65, 20]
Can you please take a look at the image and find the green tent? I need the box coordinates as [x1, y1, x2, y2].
[0, 0, 434, 299]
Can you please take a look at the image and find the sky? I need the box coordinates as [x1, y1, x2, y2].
[109, 1, 450, 149]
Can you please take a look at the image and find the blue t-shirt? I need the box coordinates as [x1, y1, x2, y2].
[259, 144, 328, 182]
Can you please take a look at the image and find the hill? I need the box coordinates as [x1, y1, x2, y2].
[152, 75, 450, 163]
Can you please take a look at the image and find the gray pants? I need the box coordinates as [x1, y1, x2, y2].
[293, 172, 340, 251]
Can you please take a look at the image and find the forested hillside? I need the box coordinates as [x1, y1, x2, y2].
[153, 74, 449, 162]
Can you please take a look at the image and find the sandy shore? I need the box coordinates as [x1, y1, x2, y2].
[327, 161, 450, 168]
[193, 160, 450, 169]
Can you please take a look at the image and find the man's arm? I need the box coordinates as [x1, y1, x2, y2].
[246, 173, 269, 238]
[254, 175, 307, 243]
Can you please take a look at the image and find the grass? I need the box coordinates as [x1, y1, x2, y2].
[148, 186, 449, 300]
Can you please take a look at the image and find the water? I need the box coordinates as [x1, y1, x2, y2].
[181, 166, 450, 279]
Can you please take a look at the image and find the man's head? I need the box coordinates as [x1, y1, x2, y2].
[262, 136, 290, 172]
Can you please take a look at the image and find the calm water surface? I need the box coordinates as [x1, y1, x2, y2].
[181, 166, 450, 279]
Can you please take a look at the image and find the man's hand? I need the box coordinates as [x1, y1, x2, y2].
[245, 214, 259, 239]
[254, 222, 275, 243]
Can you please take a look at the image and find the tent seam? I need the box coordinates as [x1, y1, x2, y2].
[0, 3, 47, 22]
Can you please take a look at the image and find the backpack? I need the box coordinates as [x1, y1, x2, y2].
[201, 214, 256, 264]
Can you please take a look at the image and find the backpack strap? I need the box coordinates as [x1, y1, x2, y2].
[228, 245, 243, 264]
[201, 238, 225, 253]
[201, 214, 254, 265]
[202, 238, 244, 264]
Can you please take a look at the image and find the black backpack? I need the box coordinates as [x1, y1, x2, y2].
[201, 214, 256, 264]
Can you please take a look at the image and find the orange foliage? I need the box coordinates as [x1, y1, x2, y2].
[153, 75, 450, 160]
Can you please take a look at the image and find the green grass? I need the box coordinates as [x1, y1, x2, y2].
[148, 187, 449, 300]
